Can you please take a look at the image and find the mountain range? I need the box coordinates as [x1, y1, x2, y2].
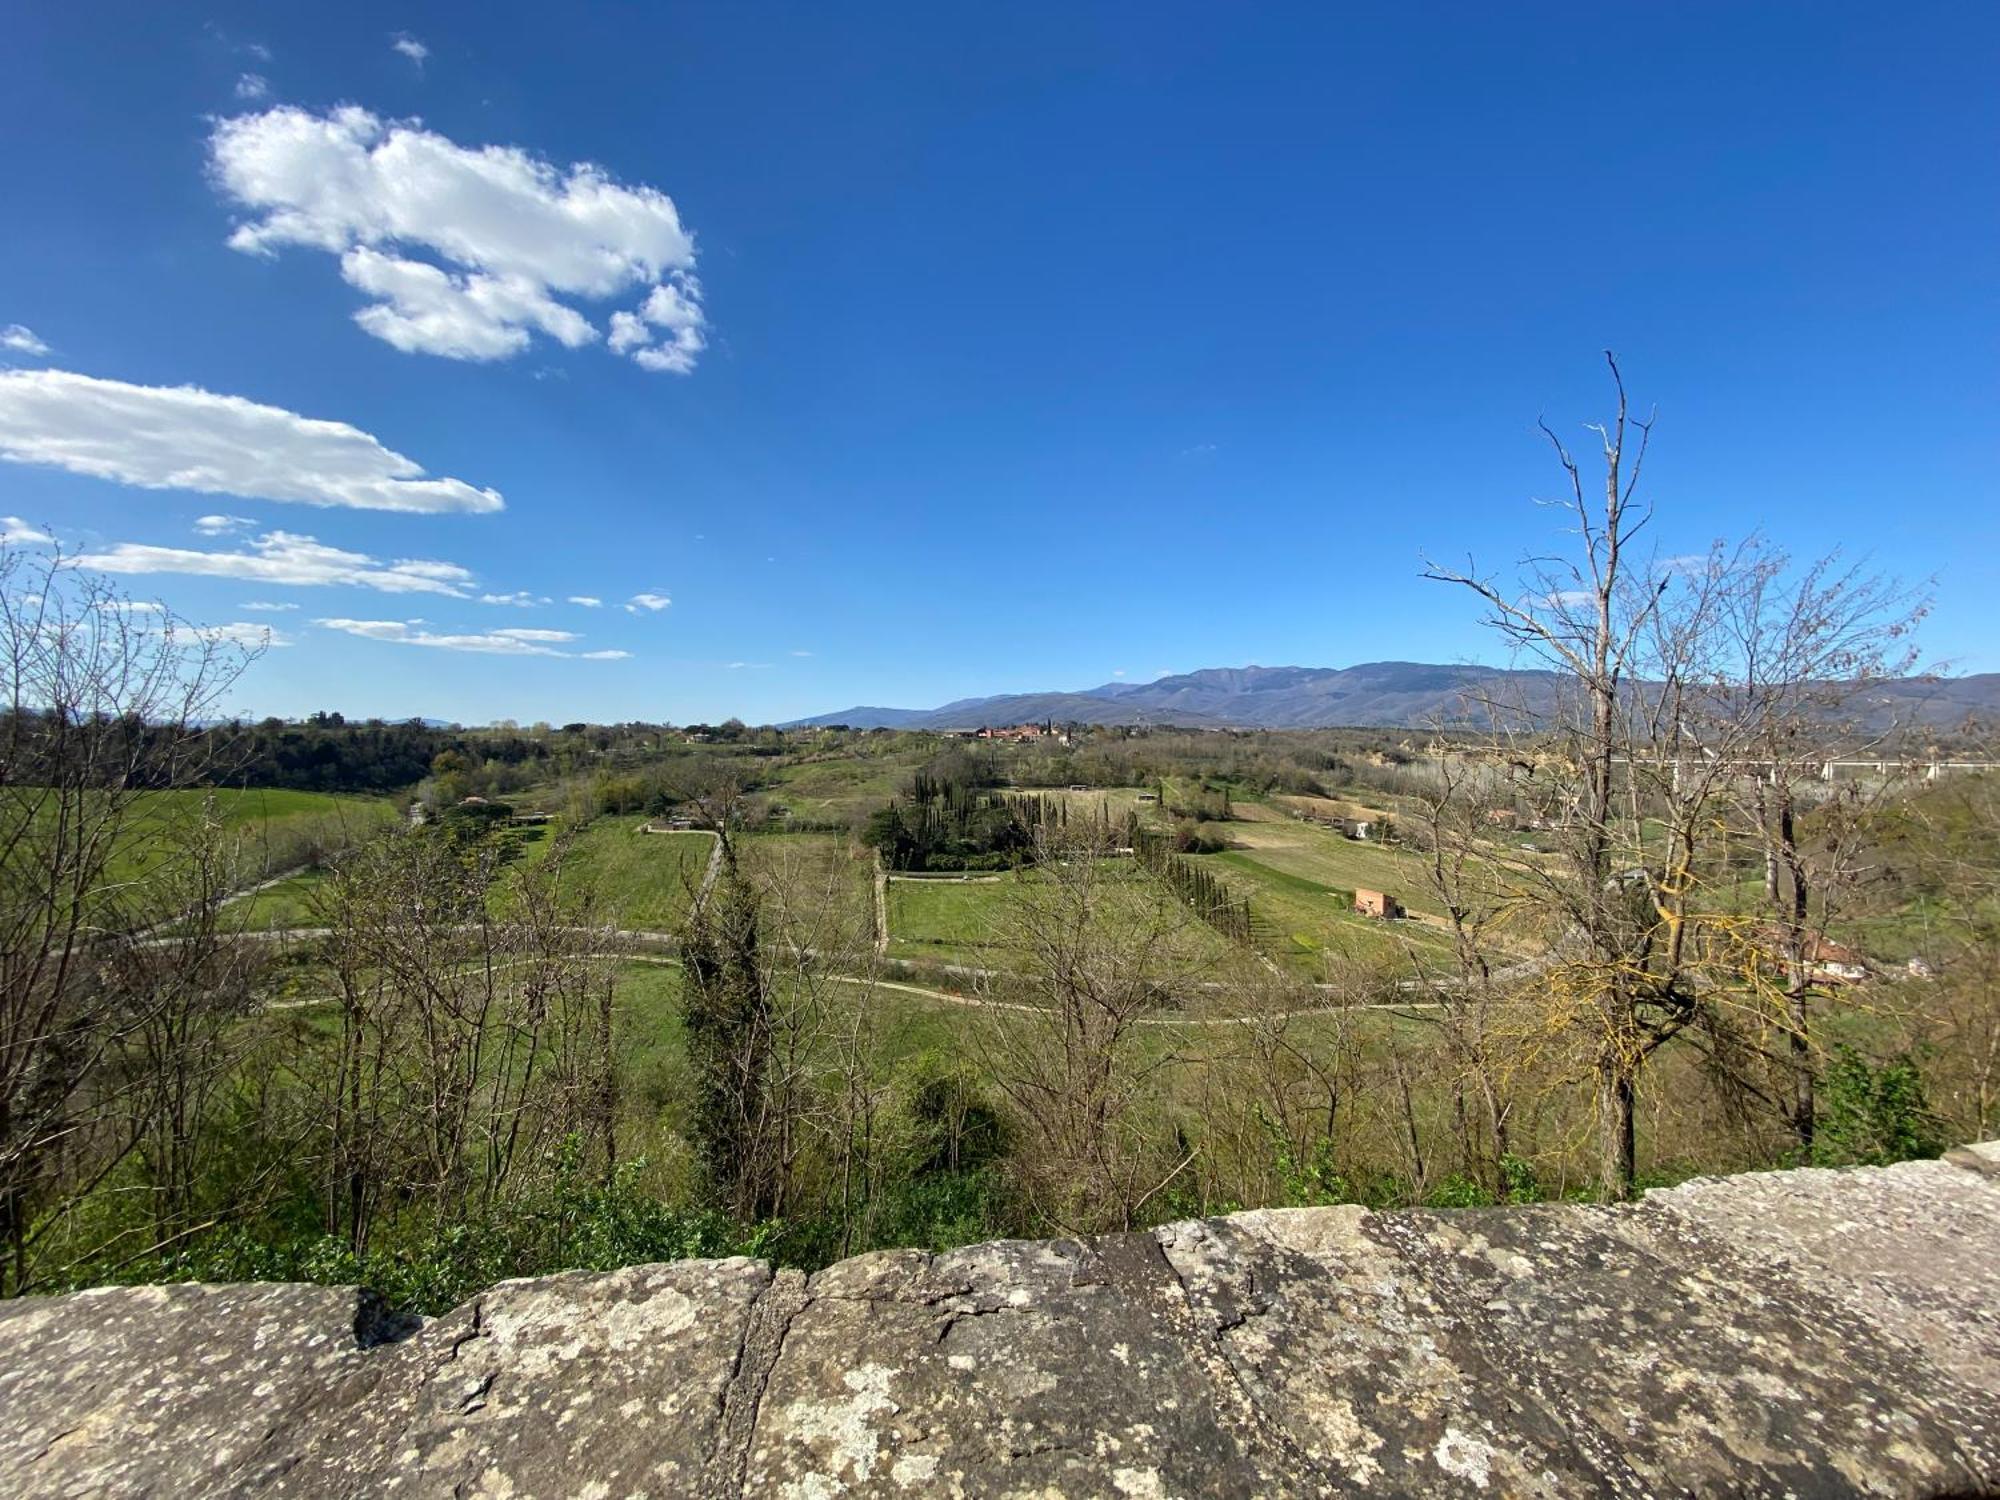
[790, 662, 2000, 733]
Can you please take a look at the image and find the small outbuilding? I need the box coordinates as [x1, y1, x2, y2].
[1353, 888, 1401, 920]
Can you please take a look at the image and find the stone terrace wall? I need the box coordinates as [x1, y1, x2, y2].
[3, 1144, 1998, 1498]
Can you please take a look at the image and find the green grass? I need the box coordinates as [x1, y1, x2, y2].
[1213, 804, 1442, 913]
[737, 832, 876, 950]
[117, 787, 399, 881]
[761, 747, 928, 823]
[887, 861, 1249, 975]
[557, 819, 714, 931]
[231, 869, 332, 931]
[1189, 845, 1453, 977]
[887, 877, 1009, 967]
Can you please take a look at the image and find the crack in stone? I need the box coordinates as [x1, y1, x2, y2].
[706, 1266, 811, 1499]
[1137, 1225, 1340, 1493]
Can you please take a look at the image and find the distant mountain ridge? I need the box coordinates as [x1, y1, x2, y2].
[789, 662, 2000, 732]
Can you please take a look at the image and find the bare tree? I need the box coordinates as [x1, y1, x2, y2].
[0, 544, 257, 1290]
[1424, 355, 1716, 1198]
[980, 822, 1203, 1233]
[1693, 543, 1927, 1150]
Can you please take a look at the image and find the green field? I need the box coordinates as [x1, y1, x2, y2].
[231, 868, 332, 930]
[1189, 848, 1450, 976]
[118, 787, 399, 880]
[557, 819, 714, 930]
[886, 876, 1011, 967]
[736, 831, 877, 950]
[1212, 803, 1440, 910]
[886, 861, 1248, 975]
[760, 744, 930, 824]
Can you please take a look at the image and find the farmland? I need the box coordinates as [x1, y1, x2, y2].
[14, 703, 1994, 1314]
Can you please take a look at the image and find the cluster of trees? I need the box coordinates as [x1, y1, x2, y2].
[863, 764, 1034, 871]
[1133, 828, 1255, 945]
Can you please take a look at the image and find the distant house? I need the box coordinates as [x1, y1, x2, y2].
[1803, 936, 1870, 984]
[1756, 927, 1872, 984]
[977, 722, 1049, 743]
[1353, 888, 1401, 919]
[645, 816, 696, 833]
[510, 811, 553, 826]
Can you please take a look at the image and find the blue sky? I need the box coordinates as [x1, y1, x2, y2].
[3, 2, 1995, 724]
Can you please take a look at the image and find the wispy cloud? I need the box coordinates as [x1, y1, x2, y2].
[2, 516, 53, 545]
[234, 73, 270, 100]
[788, 649, 814, 657]
[478, 590, 552, 607]
[240, 600, 299, 612]
[194, 513, 255, 536]
[390, 32, 429, 64]
[316, 617, 626, 660]
[625, 591, 670, 613]
[1, 325, 51, 356]
[194, 621, 286, 648]
[0, 370, 502, 513]
[567, 595, 603, 607]
[73, 531, 478, 597]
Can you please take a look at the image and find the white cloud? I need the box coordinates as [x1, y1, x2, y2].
[209, 105, 706, 370]
[0, 370, 502, 513]
[240, 600, 298, 612]
[789, 649, 814, 657]
[579, 649, 630, 660]
[625, 591, 670, 613]
[724, 661, 770, 670]
[316, 617, 624, 660]
[391, 33, 429, 63]
[1, 324, 51, 356]
[2, 516, 53, 545]
[608, 280, 707, 373]
[342, 245, 594, 360]
[567, 595, 602, 607]
[235, 73, 270, 101]
[193, 621, 286, 648]
[489, 627, 576, 642]
[477, 589, 552, 607]
[194, 513, 255, 536]
[73, 531, 478, 597]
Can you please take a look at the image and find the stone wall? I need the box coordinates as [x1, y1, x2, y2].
[3, 1144, 1997, 1497]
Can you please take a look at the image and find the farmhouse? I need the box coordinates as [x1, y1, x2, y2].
[1753, 928, 1873, 984]
[1354, 888, 1401, 919]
